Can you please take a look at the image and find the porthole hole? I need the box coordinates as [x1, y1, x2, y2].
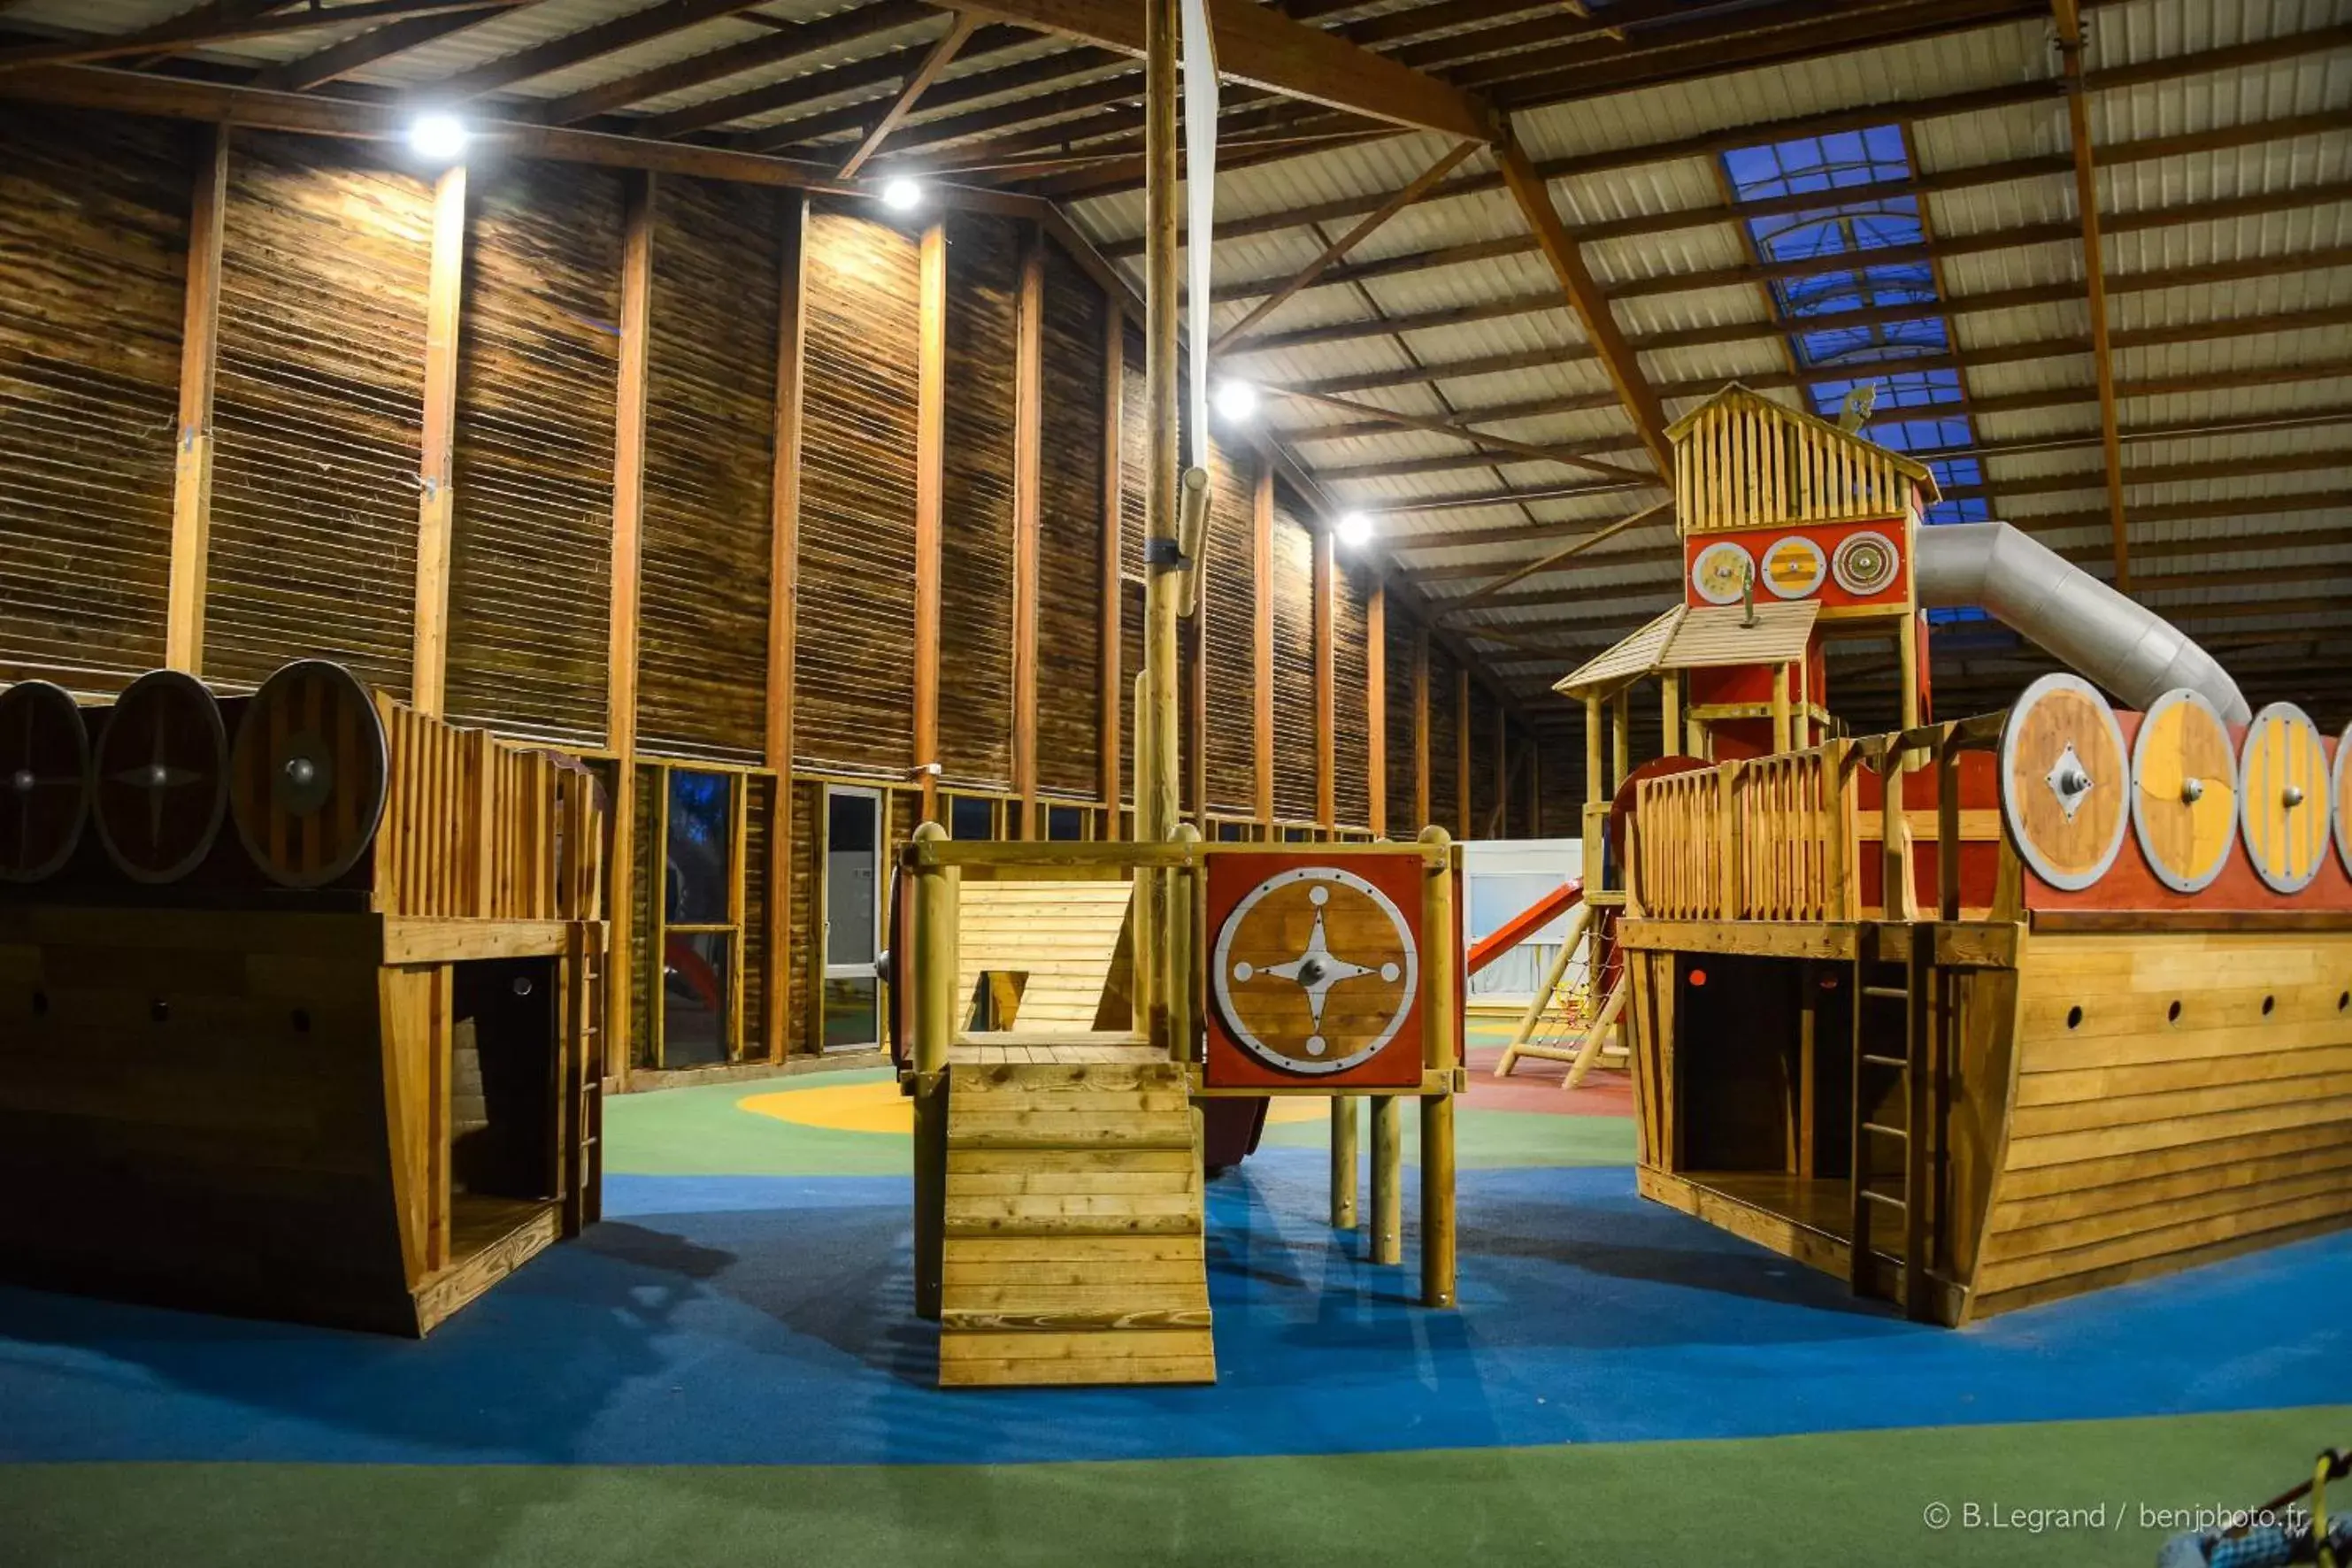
[30, 991, 48, 1018]
[2339, 991, 2348, 1012]
[149, 997, 170, 1025]
[291, 1009, 311, 1034]
[511, 976, 534, 998]
[2262, 995, 2276, 1017]
[2166, 1000, 2181, 1025]
[2065, 1005, 2083, 1030]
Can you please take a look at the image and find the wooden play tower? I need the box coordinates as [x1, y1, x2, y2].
[1558, 386, 2352, 1326]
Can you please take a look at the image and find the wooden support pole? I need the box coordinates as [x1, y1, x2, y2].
[1141, 0, 1180, 1053]
[411, 162, 468, 716]
[1660, 672, 1680, 761]
[764, 194, 808, 1059]
[1584, 694, 1603, 804]
[1366, 583, 1387, 837]
[1419, 825, 1457, 1308]
[1610, 687, 1630, 789]
[1369, 1092, 1402, 1264]
[1899, 609, 1922, 731]
[1012, 221, 1045, 835]
[1492, 712, 1508, 836]
[605, 168, 655, 1080]
[1411, 625, 1431, 831]
[165, 121, 228, 676]
[1771, 661, 1792, 754]
[1252, 458, 1275, 829]
[1315, 520, 1336, 833]
[910, 820, 955, 1318]
[1455, 665, 1472, 841]
[835, 10, 978, 179]
[2053, 0, 2131, 593]
[1329, 1094, 1357, 1230]
[1098, 308, 1124, 831]
[914, 219, 948, 823]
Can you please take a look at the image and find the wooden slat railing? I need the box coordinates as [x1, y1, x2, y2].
[373, 696, 606, 923]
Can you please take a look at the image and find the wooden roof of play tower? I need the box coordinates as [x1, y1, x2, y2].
[5, 0, 2345, 734]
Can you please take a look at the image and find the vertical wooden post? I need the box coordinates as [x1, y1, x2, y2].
[1369, 1093, 1401, 1264]
[1329, 1092, 1357, 1229]
[1899, 610, 1922, 732]
[411, 162, 468, 716]
[1584, 696, 1603, 803]
[1610, 687, 1631, 790]
[165, 123, 228, 676]
[1366, 584, 1387, 837]
[1012, 223, 1044, 837]
[1772, 661, 1792, 754]
[1167, 822, 1199, 1063]
[1252, 458, 1274, 830]
[1314, 523, 1336, 834]
[1659, 673, 1680, 762]
[1419, 825, 1457, 1308]
[910, 820, 956, 1318]
[1141, 0, 1181, 1049]
[914, 219, 948, 825]
[1455, 666, 1472, 841]
[1098, 311, 1124, 831]
[604, 170, 654, 1081]
[1530, 740, 1542, 837]
[1491, 712, 1508, 836]
[1411, 626, 1431, 832]
[764, 196, 808, 1060]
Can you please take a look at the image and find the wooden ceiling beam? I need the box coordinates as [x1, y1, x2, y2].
[936, 0, 1495, 139]
[2052, 0, 2131, 594]
[1495, 123, 1670, 473]
[1094, 24, 2350, 254]
[787, 63, 1148, 156]
[1207, 138, 1479, 354]
[1264, 382, 1657, 485]
[250, 0, 544, 90]
[637, 21, 1026, 139]
[760, 47, 1125, 153]
[533, 0, 938, 125]
[0, 0, 527, 71]
[427, 0, 779, 105]
[835, 11, 980, 178]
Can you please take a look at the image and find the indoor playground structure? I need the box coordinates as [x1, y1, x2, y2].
[0, 661, 608, 1336]
[1553, 385, 2352, 1326]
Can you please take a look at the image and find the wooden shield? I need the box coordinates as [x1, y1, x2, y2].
[2336, 723, 2352, 880]
[2000, 673, 2128, 891]
[2129, 688, 2238, 894]
[229, 659, 390, 888]
[1210, 864, 1417, 1079]
[92, 670, 228, 884]
[0, 680, 92, 883]
[2238, 702, 2331, 895]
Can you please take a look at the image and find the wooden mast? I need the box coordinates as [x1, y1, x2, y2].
[1141, 0, 1180, 1052]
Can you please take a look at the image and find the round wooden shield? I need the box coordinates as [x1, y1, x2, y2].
[2336, 723, 2352, 880]
[1211, 865, 1417, 1076]
[0, 680, 92, 882]
[2238, 702, 2331, 895]
[2129, 688, 2238, 894]
[92, 669, 228, 884]
[1831, 529, 1900, 596]
[229, 659, 389, 888]
[2000, 673, 2129, 891]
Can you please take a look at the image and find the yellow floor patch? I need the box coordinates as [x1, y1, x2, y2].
[741, 1079, 1329, 1136]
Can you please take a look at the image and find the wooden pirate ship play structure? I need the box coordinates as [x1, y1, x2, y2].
[0, 660, 607, 1335]
[1556, 385, 2352, 1326]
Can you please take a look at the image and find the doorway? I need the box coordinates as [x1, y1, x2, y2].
[823, 787, 882, 1051]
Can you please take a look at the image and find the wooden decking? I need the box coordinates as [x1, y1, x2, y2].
[936, 1057, 1214, 1387]
[950, 1030, 1164, 1066]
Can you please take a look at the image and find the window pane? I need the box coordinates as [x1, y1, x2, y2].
[824, 976, 879, 1050]
[665, 770, 734, 926]
[1046, 804, 1084, 841]
[827, 792, 879, 968]
[663, 932, 731, 1067]
[950, 796, 995, 840]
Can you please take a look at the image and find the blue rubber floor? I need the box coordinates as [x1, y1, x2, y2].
[1, 1149, 2346, 1467]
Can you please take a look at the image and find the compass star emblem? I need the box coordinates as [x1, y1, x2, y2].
[1235, 886, 1398, 1056]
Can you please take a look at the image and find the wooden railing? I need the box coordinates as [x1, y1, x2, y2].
[373, 697, 606, 923]
[1631, 715, 2008, 925]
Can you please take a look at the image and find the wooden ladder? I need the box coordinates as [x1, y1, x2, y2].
[1849, 923, 1933, 1320]
[936, 1056, 1215, 1387]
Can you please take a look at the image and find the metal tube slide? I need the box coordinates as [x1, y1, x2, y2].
[1912, 521, 2249, 722]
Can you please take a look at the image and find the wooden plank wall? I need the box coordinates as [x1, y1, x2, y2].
[938, 212, 1018, 792]
[0, 111, 1525, 1073]
[637, 175, 778, 763]
[443, 161, 620, 748]
[0, 106, 183, 690]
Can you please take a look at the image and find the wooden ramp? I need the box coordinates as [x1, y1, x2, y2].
[938, 1049, 1214, 1387]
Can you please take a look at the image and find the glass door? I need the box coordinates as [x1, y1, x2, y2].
[822, 787, 883, 1051]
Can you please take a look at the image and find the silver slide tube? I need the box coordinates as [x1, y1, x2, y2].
[1911, 521, 2249, 723]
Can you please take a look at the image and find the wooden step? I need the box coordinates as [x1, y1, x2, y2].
[936, 1059, 1214, 1388]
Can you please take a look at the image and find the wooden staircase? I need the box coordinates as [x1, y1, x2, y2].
[937, 1055, 1215, 1387]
